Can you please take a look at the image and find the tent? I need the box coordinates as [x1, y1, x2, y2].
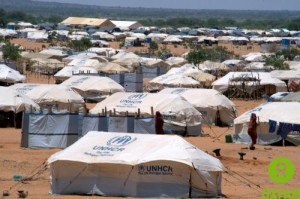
[48, 131, 223, 197]
[0, 64, 25, 84]
[89, 92, 202, 135]
[11, 84, 85, 112]
[54, 66, 98, 82]
[159, 88, 237, 126]
[280, 91, 300, 102]
[0, 86, 39, 128]
[60, 76, 125, 101]
[234, 102, 300, 145]
[150, 74, 200, 88]
[99, 62, 130, 74]
[212, 72, 287, 94]
[0, 86, 39, 113]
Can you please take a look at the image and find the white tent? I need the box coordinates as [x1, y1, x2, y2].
[11, 84, 85, 112]
[67, 58, 100, 68]
[270, 70, 300, 81]
[234, 102, 300, 145]
[165, 57, 187, 67]
[212, 72, 287, 93]
[111, 51, 140, 60]
[54, 66, 98, 82]
[60, 76, 125, 101]
[89, 92, 202, 128]
[0, 86, 39, 113]
[159, 88, 237, 126]
[0, 64, 25, 84]
[150, 74, 200, 88]
[48, 131, 223, 197]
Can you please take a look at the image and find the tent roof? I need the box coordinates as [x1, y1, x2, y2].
[48, 131, 223, 171]
[90, 92, 202, 126]
[61, 17, 112, 27]
[159, 88, 235, 110]
[270, 70, 300, 80]
[234, 102, 300, 124]
[60, 76, 125, 94]
[0, 86, 39, 113]
[212, 72, 287, 93]
[0, 64, 25, 83]
[99, 62, 129, 74]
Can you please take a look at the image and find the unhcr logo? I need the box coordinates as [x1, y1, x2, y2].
[107, 136, 137, 147]
[128, 94, 147, 100]
[138, 164, 173, 176]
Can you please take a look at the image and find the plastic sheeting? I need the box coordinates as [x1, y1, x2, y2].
[22, 112, 199, 149]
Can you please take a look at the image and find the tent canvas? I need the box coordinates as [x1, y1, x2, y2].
[212, 72, 287, 93]
[0, 86, 39, 113]
[159, 88, 237, 126]
[11, 84, 85, 112]
[48, 131, 223, 197]
[60, 76, 125, 101]
[234, 102, 300, 145]
[89, 92, 202, 127]
[0, 64, 25, 83]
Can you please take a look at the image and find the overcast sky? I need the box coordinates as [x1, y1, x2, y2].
[36, 0, 300, 10]
[38, 0, 300, 10]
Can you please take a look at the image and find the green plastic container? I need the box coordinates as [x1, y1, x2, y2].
[225, 134, 233, 143]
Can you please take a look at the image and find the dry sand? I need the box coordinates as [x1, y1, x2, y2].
[1, 47, 300, 199]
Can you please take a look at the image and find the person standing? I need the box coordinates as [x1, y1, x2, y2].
[248, 113, 258, 150]
[155, 111, 164, 135]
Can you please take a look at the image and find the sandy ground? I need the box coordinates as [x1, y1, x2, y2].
[1, 44, 300, 198]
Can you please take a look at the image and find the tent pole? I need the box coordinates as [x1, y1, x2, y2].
[189, 171, 192, 198]
[283, 139, 285, 147]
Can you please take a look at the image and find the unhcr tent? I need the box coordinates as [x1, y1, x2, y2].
[234, 102, 300, 145]
[159, 88, 237, 126]
[0, 86, 39, 127]
[0, 86, 39, 113]
[11, 84, 85, 112]
[48, 131, 223, 197]
[89, 92, 202, 136]
[60, 76, 125, 101]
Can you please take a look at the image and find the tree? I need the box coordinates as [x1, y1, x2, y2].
[187, 46, 234, 65]
[2, 42, 21, 62]
[148, 41, 159, 55]
[68, 38, 92, 51]
[276, 48, 300, 61]
[264, 55, 289, 70]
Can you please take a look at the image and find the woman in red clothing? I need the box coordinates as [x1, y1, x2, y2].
[248, 113, 258, 150]
[155, 111, 164, 135]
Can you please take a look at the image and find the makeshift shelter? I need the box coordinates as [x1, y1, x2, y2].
[60, 76, 125, 102]
[212, 72, 287, 98]
[0, 64, 25, 84]
[48, 131, 223, 197]
[159, 88, 237, 126]
[234, 102, 300, 145]
[149, 74, 200, 90]
[90, 92, 202, 136]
